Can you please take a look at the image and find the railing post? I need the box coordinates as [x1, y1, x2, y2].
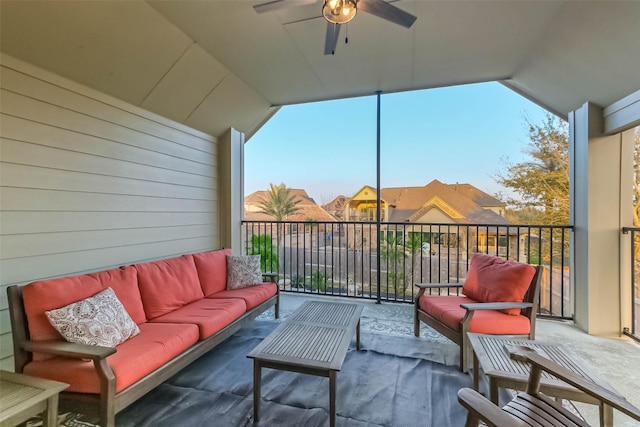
[376, 90, 382, 304]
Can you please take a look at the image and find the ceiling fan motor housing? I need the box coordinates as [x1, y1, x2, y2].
[323, 0, 358, 24]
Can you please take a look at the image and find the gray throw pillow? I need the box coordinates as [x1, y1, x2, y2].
[45, 287, 140, 347]
[226, 255, 262, 289]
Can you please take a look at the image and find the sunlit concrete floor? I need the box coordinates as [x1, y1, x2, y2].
[260, 292, 640, 426]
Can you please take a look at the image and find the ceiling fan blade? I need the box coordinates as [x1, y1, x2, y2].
[254, 0, 318, 14]
[324, 22, 341, 55]
[358, 0, 417, 28]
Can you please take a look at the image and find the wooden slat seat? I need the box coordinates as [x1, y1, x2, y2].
[503, 393, 589, 427]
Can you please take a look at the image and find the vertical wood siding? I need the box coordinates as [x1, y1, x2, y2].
[0, 58, 219, 370]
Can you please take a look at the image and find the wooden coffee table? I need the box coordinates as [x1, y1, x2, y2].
[0, 370, 68, 427]
[247, 300, 363, 427]
[468, 333, 617, 425]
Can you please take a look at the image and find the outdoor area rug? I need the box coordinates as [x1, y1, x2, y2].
[113, 320, 490, 427]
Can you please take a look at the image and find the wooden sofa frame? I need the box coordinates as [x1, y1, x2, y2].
[414, 265, 543, 372]
[7, 273, 279, 427]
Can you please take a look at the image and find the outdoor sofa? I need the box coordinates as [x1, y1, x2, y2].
[7, 249, 279, 427]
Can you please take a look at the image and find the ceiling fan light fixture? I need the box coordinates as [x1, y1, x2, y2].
[322, 0, 357, 25]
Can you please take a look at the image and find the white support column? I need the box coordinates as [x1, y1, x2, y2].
[570, 102, 633, 336]
[218, 128, 245, 253]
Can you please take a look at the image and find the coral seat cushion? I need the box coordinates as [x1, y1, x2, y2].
[135, 255, 204, 319]
[149, 298, 246, 340]
[23, 266, 143, 361]
[192, 249, 232, 296]
[23, 322, 200, 393]
[419, 295, 531, 335]
[462, 253, 536, 315]
[207, 283, 277, 309]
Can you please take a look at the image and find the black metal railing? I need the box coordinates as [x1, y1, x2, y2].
[243, 220, 573, 319]
[622, 227, 640, 342]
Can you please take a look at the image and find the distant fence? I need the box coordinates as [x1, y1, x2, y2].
[243, 220, 573, 319]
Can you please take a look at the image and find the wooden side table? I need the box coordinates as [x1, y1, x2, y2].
[0, 370, 68, 427]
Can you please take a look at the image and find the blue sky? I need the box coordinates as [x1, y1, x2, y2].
[245, 82, 550, 205]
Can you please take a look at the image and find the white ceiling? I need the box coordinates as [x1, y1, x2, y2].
[1, 1, 639, 139]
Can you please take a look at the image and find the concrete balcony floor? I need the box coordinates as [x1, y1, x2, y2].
[265, 293, 640, 426]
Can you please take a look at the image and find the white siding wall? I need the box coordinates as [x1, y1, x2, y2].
[0, 55, 219, 370]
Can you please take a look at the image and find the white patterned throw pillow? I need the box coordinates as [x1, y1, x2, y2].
[45, 287, 140, 347]
[226, 255, 262, 290]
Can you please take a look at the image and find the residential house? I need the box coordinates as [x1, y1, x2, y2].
[322, 195, 348, 220]
[342, 180, 526, 258]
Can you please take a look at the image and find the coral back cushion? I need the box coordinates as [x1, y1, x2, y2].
[23, 266, 143, 360]
[192, 249, 232, 296]
[135, 255, 204, 319]
[462, 253, 536, 315]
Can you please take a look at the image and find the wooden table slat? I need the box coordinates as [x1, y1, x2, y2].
[0, 371, 68, 427]
[0, 382, 43, 411]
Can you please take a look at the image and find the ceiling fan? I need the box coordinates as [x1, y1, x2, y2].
[253, 0, 417, 55]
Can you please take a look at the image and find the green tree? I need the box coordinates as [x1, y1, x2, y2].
[494, 114, 569, 225]
[247, 234, 279, 272]
[257, 183, 301, 247]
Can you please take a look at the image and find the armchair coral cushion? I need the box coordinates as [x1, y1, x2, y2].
[462, 253, 536, 315]
[419, 295, 531, 335]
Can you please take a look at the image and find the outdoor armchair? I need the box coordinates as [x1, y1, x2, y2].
[414, 253, 543, 372]
[457, 346, 640, 426]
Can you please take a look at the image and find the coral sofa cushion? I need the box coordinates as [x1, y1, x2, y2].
[135, 255, 204, 319]
[192, 249, 232, 296]
[207, 283, 277, 310]
[149, 298, 246, 340]
[23, 266, 143, 361]
[419, 295, 531, 335]
[45, 288, 140, 347]
[23, 322, 200, 393]
[462, 253, 536, 315]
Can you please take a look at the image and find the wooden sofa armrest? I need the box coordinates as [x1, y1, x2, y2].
[23, 338, 117, 424]
[460, 302, 533, 312]
[509, 348, 640, 422]
[457, 388, 524, 427]
[22, 340, 116, 360]
[262, 272, 278, 283]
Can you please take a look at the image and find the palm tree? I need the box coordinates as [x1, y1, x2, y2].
[257, 183, 301, 248]
[379, 235, 407, 296]
[258, 183, 301, 221]
[405, 232, 429, 286]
